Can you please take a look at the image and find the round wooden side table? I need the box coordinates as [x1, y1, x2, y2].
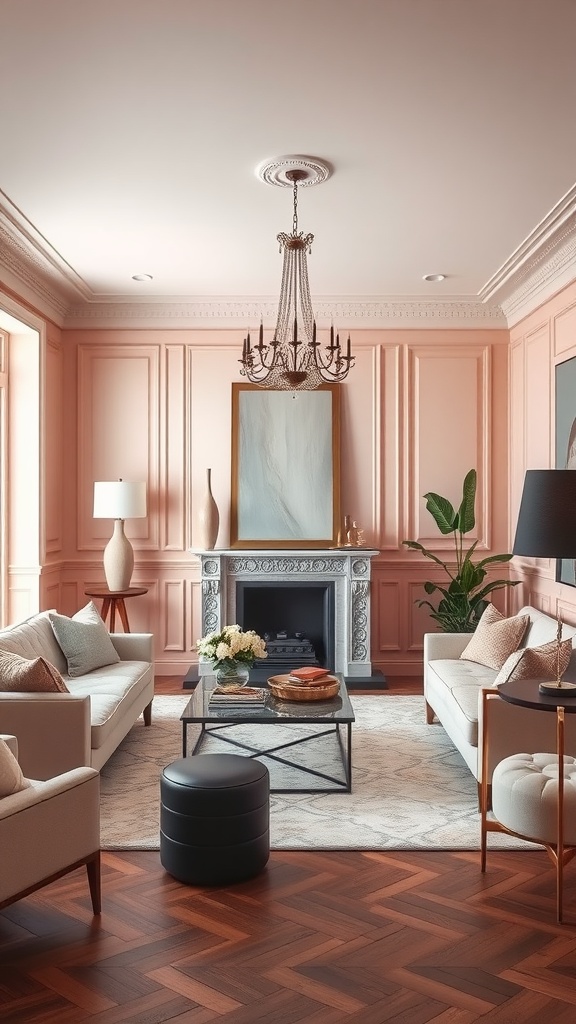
[84, 586, 148, 633]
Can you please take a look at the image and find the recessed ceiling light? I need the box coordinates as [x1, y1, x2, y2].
[423, 273, 446, 282]
[132, 273, 153, 282]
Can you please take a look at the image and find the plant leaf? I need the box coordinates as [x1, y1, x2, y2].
[423, 492, 457, 535]
[455, 468, 476, 534]
[403, 540, 453, 571]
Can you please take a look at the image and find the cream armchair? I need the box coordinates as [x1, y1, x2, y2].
[0, 735, 101, 914]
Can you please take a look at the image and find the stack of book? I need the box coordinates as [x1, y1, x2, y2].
[287, 667, 334, 685]
[209, 685, 268, 705]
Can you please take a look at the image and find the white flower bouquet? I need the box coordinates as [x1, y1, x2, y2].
[196, 624, 267, 671]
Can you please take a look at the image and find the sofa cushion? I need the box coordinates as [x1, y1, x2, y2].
[0, 650, 69, 692]
[65, 660, 152, 750]
[495, 638, 573, 685]
[0, 738, 30, 796]
[0, 611, 69, 674]
[428, 658, 498, 747]
[460, 604, 529, 671]
[49, 602, 120, 678]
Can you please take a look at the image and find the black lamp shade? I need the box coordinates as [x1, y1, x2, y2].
[513, 470, 576, 558]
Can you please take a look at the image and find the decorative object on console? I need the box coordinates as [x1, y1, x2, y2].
[196, 467, 219, 550]
[403, 468, 519, 632]
[196, 624, 267, 689]
[239, 155, 354, 391]
[512, 468, 576, 694]
[93, 479, 147, 591]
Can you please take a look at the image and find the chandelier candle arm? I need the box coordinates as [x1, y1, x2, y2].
[240, 157, 354, 391]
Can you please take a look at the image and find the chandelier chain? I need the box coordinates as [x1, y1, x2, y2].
[240, 168, 354, 390]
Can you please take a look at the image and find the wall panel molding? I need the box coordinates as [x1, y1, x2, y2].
[406, 345, 491, 550]
[76, 345, 160, 552]
[161, 345, 186, 551]
[554, 301, 576, 359]
[374, 579, 401, 652]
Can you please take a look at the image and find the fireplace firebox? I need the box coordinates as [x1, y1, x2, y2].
[235, 580, 335, 675]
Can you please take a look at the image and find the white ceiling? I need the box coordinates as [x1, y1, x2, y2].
[2, 0, 576, 327]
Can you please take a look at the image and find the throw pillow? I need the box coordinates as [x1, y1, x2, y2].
[49, 601, 120, 678]
[459, 604, 530, 671]
[0, 738, 31, 796]
[495, 638, 573, 685]
[0, 649, 69, 692]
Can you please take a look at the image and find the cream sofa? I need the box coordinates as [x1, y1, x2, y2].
[424, 605, 576, 787]
[0, 610, 154, 780]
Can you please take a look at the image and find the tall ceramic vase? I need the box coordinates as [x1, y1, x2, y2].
[197, 468, 219, 550]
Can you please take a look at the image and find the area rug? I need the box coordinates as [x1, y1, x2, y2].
[99, 694, 528, 851]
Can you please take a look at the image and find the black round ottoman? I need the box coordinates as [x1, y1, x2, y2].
[160, 754, 270, 885]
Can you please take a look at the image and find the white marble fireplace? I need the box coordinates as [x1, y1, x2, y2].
[194, 548, 379, 679]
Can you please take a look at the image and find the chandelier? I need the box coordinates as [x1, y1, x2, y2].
[239, 158, 354, 391]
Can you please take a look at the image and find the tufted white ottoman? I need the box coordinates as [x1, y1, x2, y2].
[484, 751, 576, 921]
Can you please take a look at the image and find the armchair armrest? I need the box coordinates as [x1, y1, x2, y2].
[0, 693, 91, 780]
[110, 632, 154, 662]
[424, 632, 471, 662]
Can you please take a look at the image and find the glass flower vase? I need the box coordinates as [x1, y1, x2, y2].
[214, 661, 251, 688]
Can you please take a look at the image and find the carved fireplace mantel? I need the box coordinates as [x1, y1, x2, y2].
[191, 548, 379, 679]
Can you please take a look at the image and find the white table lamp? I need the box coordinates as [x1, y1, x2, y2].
[93, 480, 147, 592]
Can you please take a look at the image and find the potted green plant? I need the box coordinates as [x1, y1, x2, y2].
[403, 469, 519, 632]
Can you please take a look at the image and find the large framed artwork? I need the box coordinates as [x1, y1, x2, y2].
[230, 383, 341, 549]
[555, 354, 576, 585]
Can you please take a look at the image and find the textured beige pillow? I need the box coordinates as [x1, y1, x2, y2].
[459, 604, 530, 671]
[0, 649, 69, 692]
[0, 738, 31, 796]
[49, 601, 120, 677]
[495, 638, 573, 685]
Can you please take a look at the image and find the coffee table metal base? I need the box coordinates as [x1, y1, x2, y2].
[183, 720, 352, 794]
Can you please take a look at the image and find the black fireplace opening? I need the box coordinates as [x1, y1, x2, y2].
[235, 580, 335, 678]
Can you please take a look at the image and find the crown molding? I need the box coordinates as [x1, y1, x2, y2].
[1, 186, 576, 331]
[61, 296, 506, 330]
[479, 184, 576, 326]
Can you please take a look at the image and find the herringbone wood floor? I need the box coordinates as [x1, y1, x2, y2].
[3, 678, 576, 1022]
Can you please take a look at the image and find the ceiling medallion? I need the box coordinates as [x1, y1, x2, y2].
[240, 155, 353, 390]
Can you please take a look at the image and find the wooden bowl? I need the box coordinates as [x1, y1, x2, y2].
[268, 674, 340, 702]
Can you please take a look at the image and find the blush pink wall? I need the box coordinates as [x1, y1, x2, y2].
[509, 278, 576, 624]
[27, 324, 511, 677]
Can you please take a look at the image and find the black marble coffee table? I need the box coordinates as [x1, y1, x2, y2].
[180, 673, 355, 793]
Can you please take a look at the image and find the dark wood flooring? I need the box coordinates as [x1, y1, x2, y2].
[3, 677, 576, 1022]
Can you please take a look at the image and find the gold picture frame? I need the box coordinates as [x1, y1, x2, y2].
[230, 383, 341, 549]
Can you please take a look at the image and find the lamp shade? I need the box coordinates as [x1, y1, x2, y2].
[513, 470, 576, 558]
[93, 481, 147, 520]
